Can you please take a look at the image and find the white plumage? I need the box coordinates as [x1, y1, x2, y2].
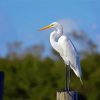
[39, 22, 82, 84]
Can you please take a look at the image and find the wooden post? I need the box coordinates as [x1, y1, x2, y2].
[57, 91, 78, 100]
[0, 72, 4, 100]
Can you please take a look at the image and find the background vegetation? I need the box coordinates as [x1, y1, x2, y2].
[0, 33, 100, 100]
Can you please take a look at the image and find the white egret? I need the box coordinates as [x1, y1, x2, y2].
[39, 22, 83, 91]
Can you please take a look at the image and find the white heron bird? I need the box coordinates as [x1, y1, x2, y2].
[39, 22, 83, 91]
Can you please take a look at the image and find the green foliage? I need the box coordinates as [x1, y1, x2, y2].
[0, 53, 100, 100]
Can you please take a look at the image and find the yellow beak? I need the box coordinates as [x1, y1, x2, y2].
[39, 25, 51, 31]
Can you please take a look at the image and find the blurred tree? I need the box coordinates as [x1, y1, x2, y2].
[1, 52, 100, 100]
[71, 30, 97, 54]
[6, 42, 45, 60]
[0, 38, 100, 100]
[23, 44, 45, 59]
[6, 41, 23, 59]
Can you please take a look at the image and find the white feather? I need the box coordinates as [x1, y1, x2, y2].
[49, 22, 82, 83]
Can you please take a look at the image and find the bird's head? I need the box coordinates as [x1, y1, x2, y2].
[39, 22, 62, 31]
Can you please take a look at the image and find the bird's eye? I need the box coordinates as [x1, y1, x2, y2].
[51, 24, 54, 26]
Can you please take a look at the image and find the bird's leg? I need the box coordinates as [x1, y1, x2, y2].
[64, 63, 72, 98]
[64, 63, 71, 92]
[67, 64, 71, 91]
[65, 64, 67, 91]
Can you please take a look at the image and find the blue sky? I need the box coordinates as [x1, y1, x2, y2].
[0, 0, 100, 56]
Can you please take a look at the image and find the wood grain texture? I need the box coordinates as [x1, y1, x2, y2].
[57, 91, 78, 100]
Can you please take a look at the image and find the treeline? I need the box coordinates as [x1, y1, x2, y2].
[0, 49, 100, 100]
[0, 31, 100, 100]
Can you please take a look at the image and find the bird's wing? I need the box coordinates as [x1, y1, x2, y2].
[58, 35, 82, 77]
[52, 42, 64, 56]
[68, 39, 82, 77]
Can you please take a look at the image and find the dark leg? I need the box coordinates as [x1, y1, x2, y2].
[65, 64, 71, 91]
[67, 64, 71, 91]
[65, 64, 67, 91]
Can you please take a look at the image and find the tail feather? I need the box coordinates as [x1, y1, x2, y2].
[80, 77, 83, 85]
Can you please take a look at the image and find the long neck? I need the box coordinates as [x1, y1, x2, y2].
[56, 26, 63, 36]
[50, 28, 62, 52]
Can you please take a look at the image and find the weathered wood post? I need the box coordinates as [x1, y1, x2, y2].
[57, 90, 78, 100]
[57, 65, 78, 100]
[0, 72, 4, 100]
